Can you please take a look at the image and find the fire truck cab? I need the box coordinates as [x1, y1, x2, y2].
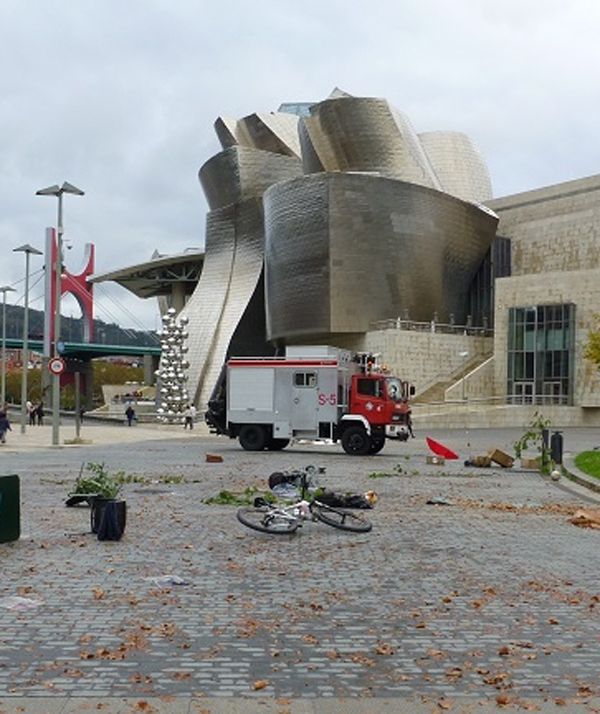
[205, 346, 414, 455]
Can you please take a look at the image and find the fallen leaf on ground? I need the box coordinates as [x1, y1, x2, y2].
[253, 679, 269, 690]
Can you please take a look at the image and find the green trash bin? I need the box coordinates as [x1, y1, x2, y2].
[0, 475, 20, 543]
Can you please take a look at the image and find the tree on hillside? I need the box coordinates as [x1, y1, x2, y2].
[584, 314, 600, 367]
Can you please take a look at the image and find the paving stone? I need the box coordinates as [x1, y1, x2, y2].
[1, 428, 600, 704]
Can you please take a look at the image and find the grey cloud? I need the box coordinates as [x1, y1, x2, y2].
[2, 0, 600, 329]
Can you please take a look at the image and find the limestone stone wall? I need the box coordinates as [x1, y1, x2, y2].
[494, 270, 600, 408]
[327, 328, 493, 395]
[488, 174, 600, 275]
[411, 403, 600, 429]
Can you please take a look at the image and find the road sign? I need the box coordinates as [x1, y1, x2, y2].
[48, 357, 65, 375]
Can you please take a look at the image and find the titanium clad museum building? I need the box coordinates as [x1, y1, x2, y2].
[94, 89, 600, 426]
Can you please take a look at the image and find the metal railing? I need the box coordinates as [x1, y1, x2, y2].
[370, 316, 494, 338]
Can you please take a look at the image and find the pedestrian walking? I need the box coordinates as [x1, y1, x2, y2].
[0, 410, 12, 444]
[183, 404, 196, 430]
[35, 403, 44, 426]
[26, 400, 35, 426]
[125, 404, 136, 426]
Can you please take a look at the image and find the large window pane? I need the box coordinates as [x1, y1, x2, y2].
[507, 303, 575, 406]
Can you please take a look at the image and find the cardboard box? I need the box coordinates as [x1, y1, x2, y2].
[520, 457, 540, 470]
[488, 448, 514, 468]
[426, 455, 445, 466]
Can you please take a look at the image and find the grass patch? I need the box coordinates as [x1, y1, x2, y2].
[204, 487, 276, 506]
[575, 451, 600, 479]
[368, 464, 416, 479]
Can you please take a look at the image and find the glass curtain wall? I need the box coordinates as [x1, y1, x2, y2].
[507, 304, 575, 405]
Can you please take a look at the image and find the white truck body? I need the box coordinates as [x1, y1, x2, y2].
[227, 346, 356, 439]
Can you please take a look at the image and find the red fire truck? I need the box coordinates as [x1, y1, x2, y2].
[205, 346, 414, 455]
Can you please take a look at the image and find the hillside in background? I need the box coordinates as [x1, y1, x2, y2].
[3, 304, 159, 347]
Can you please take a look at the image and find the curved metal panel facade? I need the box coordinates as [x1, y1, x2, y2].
[237, 112, 301, 158]
[299, 97, 439, 188]
[265, 173, 498, 342]
[199, 146, 301, 210]
[419, 131, 493, 203]
[186, 90, 498, 406]
[181, 197, 268, 406]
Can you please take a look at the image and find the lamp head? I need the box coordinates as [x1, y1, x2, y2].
[35, 182, 84, 197]
[61, 181, 84, 196]
[13, 244, 43, 256]
[36, 184, 61, 197]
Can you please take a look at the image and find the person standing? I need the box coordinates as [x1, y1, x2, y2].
[0, 409, 12, 444]
[36, 402, 44, 426]
[125, 404, 135, 426]
[26, 400, 35, 426]
[183, 404, 197, 430]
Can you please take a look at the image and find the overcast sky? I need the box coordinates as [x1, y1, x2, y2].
[2, 0, 600, 331]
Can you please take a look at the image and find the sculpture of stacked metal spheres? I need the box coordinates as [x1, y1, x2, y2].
[155, 308, 190, 423]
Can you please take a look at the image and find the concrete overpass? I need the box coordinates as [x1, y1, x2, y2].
[89, 249, 204, 313]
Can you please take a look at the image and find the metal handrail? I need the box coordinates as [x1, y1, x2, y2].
[370, 318, 494, 338]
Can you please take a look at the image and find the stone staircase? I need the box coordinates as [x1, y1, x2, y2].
[412, 352, 493, 405]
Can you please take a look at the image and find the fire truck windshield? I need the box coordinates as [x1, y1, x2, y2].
[386, 377, 405, 401]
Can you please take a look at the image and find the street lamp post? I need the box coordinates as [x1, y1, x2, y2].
[36, 182, 84, 445]
[0, 285, 17, 408]
[13, 245, 43, 433]
[459, 350, 469, 401]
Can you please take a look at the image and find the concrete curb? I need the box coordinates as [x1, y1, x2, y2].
[562, 454, 600, 494]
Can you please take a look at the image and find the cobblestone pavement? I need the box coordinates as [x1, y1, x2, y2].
[1, 427, 600, 711]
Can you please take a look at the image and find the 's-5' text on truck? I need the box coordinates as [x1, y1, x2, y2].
[205, 346, 414, 455]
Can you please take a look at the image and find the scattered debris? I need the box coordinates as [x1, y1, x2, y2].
[316, 490, 376, 509]
[487, 448, 515, 468]
[205, 454, 223, 463]
[204, 487, 275, 506]
[426, 496, 454, 506]
[427, 455, 445, 466]
[426, 437, 459, 460]
[144, 575, 189, 587]
[520, 457, 540, 470]
[0, 596, 43, 611]
[570, 509, 600, 530]
[464, 455, 492, 468]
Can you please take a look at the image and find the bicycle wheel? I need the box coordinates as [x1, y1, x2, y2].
[236, 506, 299, 535]
[313, 504, 372, 533]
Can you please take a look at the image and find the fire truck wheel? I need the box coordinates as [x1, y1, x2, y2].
[341, 426, 371, 456]
[369, 436, 386, 454]
[266, 438, 290, 451]
[239, 424, 268, 451]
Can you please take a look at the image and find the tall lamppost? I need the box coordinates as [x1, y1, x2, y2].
[36, 182, 84, 445]
[0, 285, 16, 408]
[459, 350, 469, 401]
[13, 244, 43, 433]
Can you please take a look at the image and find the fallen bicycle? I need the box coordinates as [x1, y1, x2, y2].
[236, 466, 373, 535]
